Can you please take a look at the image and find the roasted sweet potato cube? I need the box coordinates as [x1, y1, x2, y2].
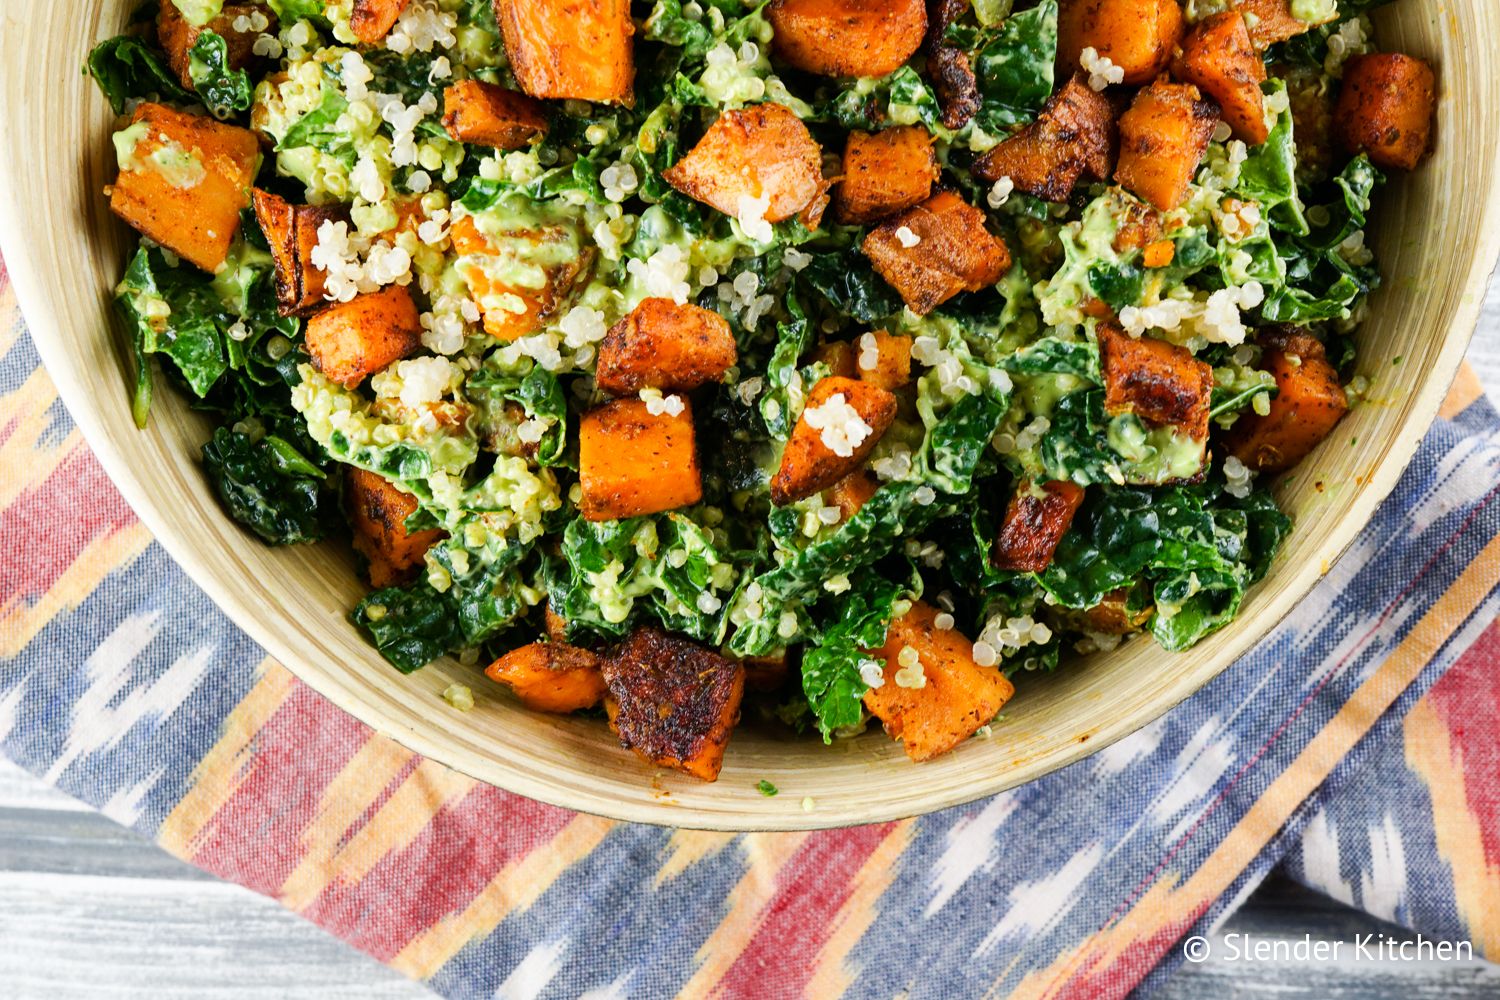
[579, 397, 703, 521]
[450, 215, 593, 341]
[543, 602, 570, 642]
[993, 480, 1086, 573]
[862, 191, 1011, 315]
[1334, 54, 1436, 172]
[486, 642, 607, 713]
[158, 2, 270, 90]
[442, 80, 549, 150]
[766, 0, 927, 78]
[855, 331, 913, 390]
[594, 298, 737, 396]
[495, 0, 635, 104]
[1111, 193, 1164, 253]
[771, 376, 898, 505]
[827, 468, 880, 522]
[109, 103, 260, 274]
[349, 0, 411, 44]
[1097, 321, 1213, 440]
[862, 601, 1015, 761]
[741, 651, 790, 693]
[305, 284, 422, 388]
[602, 627, 744, 781]
[973, 75, 1115, 202]
[253, 189, 347, 316]
[1057, 0, 1184, 87]
[1173, 12, 1269, 144]
[1226, 329, 1348, 473]
[1235, 0, 1332, 51]
[663, 103, 826, 225]
[1084, 587, 1154, 634]
[833, 126, 939, 225]
[346, 468, 445, 587]
[1114, 80, 1221, 212]
[809, 340, 858, 380]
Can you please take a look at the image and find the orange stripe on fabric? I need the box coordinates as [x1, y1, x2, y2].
[0, 282, 19, 356]
[0, 369, 77, 507]
[390, 813, 616, 980]
[1403, 696, 1500, 956]
[157, 661, 298, 859]
[805, 820, 916, 1000]
[0, 521, 153, 657]
[678, 833, 812, 999]
[1007, 531, 1500, 1000]
[279, 759, 477, 912]
[1440, 363, 1484, 420]
[656, 830, 737, 887]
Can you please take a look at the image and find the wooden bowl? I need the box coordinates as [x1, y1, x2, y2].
[1, 1, 1496, 830]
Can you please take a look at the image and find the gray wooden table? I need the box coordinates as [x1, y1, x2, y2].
[4, 276, 1498, 998]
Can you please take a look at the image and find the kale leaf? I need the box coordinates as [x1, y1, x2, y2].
[188, 30, 255, 119]
[87, 34, 195, 115]
[801, 573, 907, 741]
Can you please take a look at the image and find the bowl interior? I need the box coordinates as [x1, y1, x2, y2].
[2, 1, 1496, 830]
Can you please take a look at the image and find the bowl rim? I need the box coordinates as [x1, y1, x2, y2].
[3, 6, 1498, 832]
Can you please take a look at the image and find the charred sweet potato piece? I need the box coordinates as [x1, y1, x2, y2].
[350, 0, 411, 44]
[766, 0, 926, 78]
[158, 2, 270, 89]
[1111, 194, 1164, 253]
[827, 468, 881, 522]
[863, 191, 1012, 315]
[993, 480, 1086, 573]
[441, 80, 549, 150]
[1057, 0, 1184, 86]
[494, 0, 635, 104]
[346, 468, 445, 587]
[602, 627, 744, 781]
[834, 127, 939, 225]
[595, 298, 737, 396]
[810, 340, 858, 379]
[855, 331, 914, 391]
[450, 214, 593, 341]
[741, 651, 790, 693]
[1235, 0, 1332, 51]
[579, 397, 703, 520]
[973, 75, 1115, 202]
[252, 189, 347, 316]
[109, 103, 260, 274]
[862, 601, 1015, 761]
[306, 284, 422, 388]
[771, 376, 897, 505]
[1334, 54, 1436, 172]
[1115, 80, 1221, 212]
[1084, 587, 1154, 634]
[544, 602, 571, 643]
[1226, 329, 1348, 473]
[486, 642, 607, 713]
[663, 103, 826, 225]
[1098, 321, 1213, 439]
[1172, 11, 1269, 144]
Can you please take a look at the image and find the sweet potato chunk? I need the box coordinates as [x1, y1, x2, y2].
[109, 103, 260, 274]
[993, 480, 1086, 573]
[252, 189, 347, 316]
[809, 340, 858, 380]
[663, 103, 826, 225]
[1114, 79, 1220, 212]
[450, 214, 593, 341]
[862, 601, 1015, 761]
[495, 0, 634, 104]
[579, 397, 702, 521]
[1235, 0, 1332, 51]
[855, 331, 913, 391]
[834, 127, 939, 225]
[594, 298, 737, 396]
[1226, 329, 1348, 473]
[766, 0, 926, 78]
[602, 627, 744, 781]
[1057, 0, 1184, 87]
[771, 376, 897, 505]
[441, 80, 549, 150]
[863, 191, 1011, 315]
[305, 285, 422, 388]
[1172, 12, 1269, 144]
[486, 642, 607, 713]
[1098, 321, 1213, 439]
[1334, 54, 1436, 172]
[973, 75, 1115, 202]
[827, 468, 880, 522]
[346, 468, 445, 587]
[741, 651, 790, 693]
[158, 2, 270, 89]
[1084, 587, 1153, 634]
[350, 0, 410, 44]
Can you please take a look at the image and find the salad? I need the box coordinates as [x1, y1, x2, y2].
[91, 0, 1435, 780]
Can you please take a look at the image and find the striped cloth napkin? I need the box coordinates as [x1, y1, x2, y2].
[2, 250, 1497, 999]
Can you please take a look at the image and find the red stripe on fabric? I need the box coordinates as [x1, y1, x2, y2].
[187, 683, 374, 896]
[298, 784, 574, 962]
[1048, 909, 1206, 1000]
[0, 256, 9, 293]
[0, 448, 136, 601]
[1416, 616, 1500, 865]
[712, 824, 895, 1000]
